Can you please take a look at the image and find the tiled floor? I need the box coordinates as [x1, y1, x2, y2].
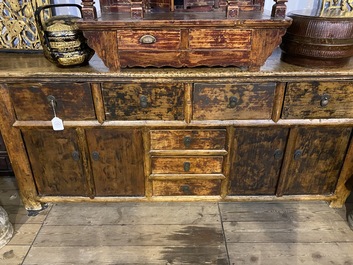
[1, 176, 353, 265]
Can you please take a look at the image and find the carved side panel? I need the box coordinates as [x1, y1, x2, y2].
[0, 0, 49, 50]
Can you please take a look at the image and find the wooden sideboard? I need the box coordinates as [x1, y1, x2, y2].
[0, 133, 13, 176]
[0, 50, 352, 212]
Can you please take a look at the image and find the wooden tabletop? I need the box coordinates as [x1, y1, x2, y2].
[1, 49, 353, 82]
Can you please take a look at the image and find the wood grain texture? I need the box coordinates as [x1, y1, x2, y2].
[189, 29, 252, 49]
[102, 82, 185, 120]
[83, 30, 120, 71]
[43, 202, 221, 225]
[283, 81, 353, 119]
[0, 85, 41, 210]
[229, 127, 288, 195]
[8, 82, 95, 121]
[153, 179, 221, 196]
[281, 127, 352, 195]
[90, 83, 105, 124]
[86, 128, 145, 196]
[330, 135, 353, 208]
[117, 29, 181, 50]
[151, 156, 223, 174]
[272, 82, 286, 122]
[150, 129, 226, 150]
[21, 128, 89, 196]
[193, 82, 276, 120]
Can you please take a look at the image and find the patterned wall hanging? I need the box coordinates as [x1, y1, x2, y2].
[0, 0, 50, 50]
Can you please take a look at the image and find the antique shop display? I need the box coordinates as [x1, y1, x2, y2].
[0, 0, 49, 50]
[281, 0, 353, 67]
[35, 4, 94, 67]
[76, 0, 292, 70]
[0, 50, 352, 214]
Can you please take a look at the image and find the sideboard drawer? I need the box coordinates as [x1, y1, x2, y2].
[8, 82, 95, 121]
[150, 129, 226, 150]
[118, 30, 181, 50]
[151, 156, 223, 174]
[193, 83, 276, 120]
[282, 82, 353, 119]
[152, 179, 221, 196]
[102, 82, 185, 120]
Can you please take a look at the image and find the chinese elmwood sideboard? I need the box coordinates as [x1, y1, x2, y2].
[0, 50, 352, 213]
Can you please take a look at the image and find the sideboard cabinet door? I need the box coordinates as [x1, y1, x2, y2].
[229, 127, 288, 195]
[86, 129, 145, 196]
[21, 129, 88, 196]
[281, 127, 352, 195]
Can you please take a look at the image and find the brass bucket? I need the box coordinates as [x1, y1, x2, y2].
[35, 4, 94, 67]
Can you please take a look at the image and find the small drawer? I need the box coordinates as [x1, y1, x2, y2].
[151, 156, 223, 174]
[189, 29, 252, 50]
[117, 30, 181, 50]
[8, 82, 95, 121]
[193, 83, 276, 120]
[102, 82, 184, 120]
[150, 129, 226, 150]
[152, 179, 221, 196]
[282, 82, 353, 119]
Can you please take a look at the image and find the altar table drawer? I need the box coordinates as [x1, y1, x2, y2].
[117, 29, 181, 50]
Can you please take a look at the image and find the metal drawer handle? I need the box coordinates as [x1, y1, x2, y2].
[181, 185, 191, 194]
[140, 95, 148, 108]
[274, 149, 283, 160]
[183, 161, 191, 172]
[294, 150, 303, 160]
[72, 151, 80, 161]
[229, 96, 238, 108]
[184, 136, 192, 148]
[92, 151, 100, 161]
[139, 35, 156, 44]
[320, 94, 330, 107]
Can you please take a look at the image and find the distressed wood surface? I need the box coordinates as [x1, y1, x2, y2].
[281, 127, 352, 195]
[283, 81, 353, 119]
[21, 128, 88, 196]
[102, 82, 185, 120]
[78, 12, 291, 70]
[192, 82, 276, 120]
[0, 85, 41, 210]
[86, 128, 145, 196]
[229, 127, 288, 195]
[151, 156, 223, 174]
[150, 129, 226, 150]
[8, 82, 95, 121]
[152, 179, 222, 196]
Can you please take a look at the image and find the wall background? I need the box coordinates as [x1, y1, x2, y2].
[54, 0, 321, 17]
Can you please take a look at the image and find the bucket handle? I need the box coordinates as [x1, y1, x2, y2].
[34, 4, 83, 33]
[34, 4, 83, 51]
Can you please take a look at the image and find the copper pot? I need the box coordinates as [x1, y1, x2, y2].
[280, 9, 353, 67]
[35, 4, 94, 67]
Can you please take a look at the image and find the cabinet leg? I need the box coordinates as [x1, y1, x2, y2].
[26, 203, 49, 217]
